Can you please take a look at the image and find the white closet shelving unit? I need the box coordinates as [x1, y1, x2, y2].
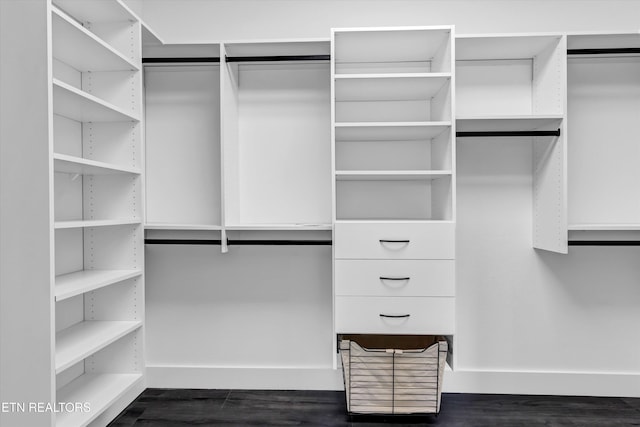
[1, 1, 146, 425]
[52, 0, 145, 425]
[567, 32, 640, 235]
[332, 26, 456, 365]
[455, 33, 568, 253]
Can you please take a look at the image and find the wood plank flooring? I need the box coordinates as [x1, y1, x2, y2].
[109, 389, 640, 426]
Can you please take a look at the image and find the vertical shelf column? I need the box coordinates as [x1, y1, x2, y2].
[331, 27, 457, 372]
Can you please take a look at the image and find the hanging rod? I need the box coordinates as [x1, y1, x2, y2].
[456, 129, 561, 138]
[225, 55, 330, 62]
[567, 48, 640, 55]
[568, 240, 640, 246]
[145, 238, 332, 246]
[142, 57, 220, 63]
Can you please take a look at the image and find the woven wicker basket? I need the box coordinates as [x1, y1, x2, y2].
[340, 336, 448, 415]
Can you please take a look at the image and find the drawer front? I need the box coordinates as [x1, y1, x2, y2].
[335, 296, 455, 334]
[335, 260, 455, 297]
[334, 222, 455, 260]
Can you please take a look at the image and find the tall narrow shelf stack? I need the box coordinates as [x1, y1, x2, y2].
[1, 0, 145, 425]
[331, 27, 456, 361]
[52, 1, 145, 425]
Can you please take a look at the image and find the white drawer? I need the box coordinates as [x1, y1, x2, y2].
[335, 296, 455, 334]
[335, 260, 455, 297]
[334, 222, 454, 259]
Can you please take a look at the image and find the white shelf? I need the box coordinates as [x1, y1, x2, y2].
[334, 73, 450, 101]
[456, 34, 562, 60]
[56, 373, 142, 427]
[54, 153, 140, 175]
[55, 320, 142, 374]
[142, 21, 164, 46]
[335, 122, 451, 141]
[225, 224, 333, 231]
[55, 219, 141, 229]
[52, 6, 138, 72]
[456, 115, 563, 132]
[567, 32, 640, 51]
[336, 170, 452, 181]
[53, 0, 136, 23]
[55, 269, 141, 302]
[335, 219, 455, 224]
[145, 223, 222, 231]
[53, 79, 140, 123]
[568, 224, 640, 231]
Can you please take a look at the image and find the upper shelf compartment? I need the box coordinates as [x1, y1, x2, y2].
[333, 27, 453, 74]
[52, 6, 138, 72]
[456, 34, 565, 122]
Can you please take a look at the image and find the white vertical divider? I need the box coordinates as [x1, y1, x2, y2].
[532, 35, 567, 254]
[218, 44, 229, 252]
[220, 44, 240, 238]
[330, 30, 338, 369]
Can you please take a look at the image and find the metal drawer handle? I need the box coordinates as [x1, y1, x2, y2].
[379, 314, 410, 319]
[379, 276, 410, 282]
[379, 239, 410, 244]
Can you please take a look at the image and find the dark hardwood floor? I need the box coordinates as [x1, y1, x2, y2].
[109, 389, 640, 426]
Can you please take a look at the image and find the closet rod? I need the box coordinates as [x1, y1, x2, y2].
[225, 55, 330, 62]
[567, 48, 640, 55]
[144, 239, 332, 246]
[456, 129, 561, 138]
[142, 57, 221, 63]
[568, 240, 640, 246]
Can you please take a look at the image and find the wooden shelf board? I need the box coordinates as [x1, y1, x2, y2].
[55, 269, 141, 301]
[53, 79, 140, 123]
[456, 115, 563, 132]
[335, 122, 451, 141]
[335, 74, 450, 101]
[55, 320, 142, 374]
[56, 373, 142, 427]
[456, 34, 562, 60]
[336, 170, 452, 181]
[52, 7, 138, 72]
[54, 153, 140, 175]
[144, 223, 222, 231]
[53, 0, 136, 23]
[568, 224, 640, 231]
[225, 224, 333, 231]
[55, 219, 141, 229]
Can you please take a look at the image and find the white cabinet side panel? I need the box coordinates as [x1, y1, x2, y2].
[0, 1, 55, 426]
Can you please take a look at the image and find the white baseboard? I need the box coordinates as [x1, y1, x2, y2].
[443, 369, 640, 397]
[146, 365, 344, 390]
[146, 365, 640, 397]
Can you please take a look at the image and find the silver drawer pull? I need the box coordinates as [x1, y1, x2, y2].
[379, 314, 410, 319]
[379, 239, 410, 244]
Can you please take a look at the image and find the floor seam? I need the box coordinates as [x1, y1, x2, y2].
[220, 389, 232, 409]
